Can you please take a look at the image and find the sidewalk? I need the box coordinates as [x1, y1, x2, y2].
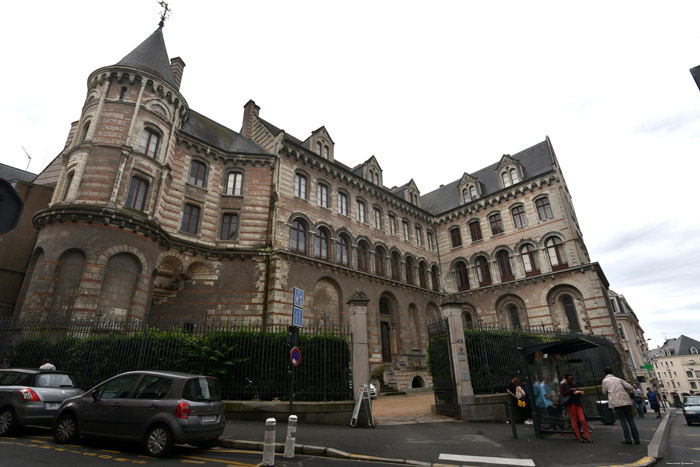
[220, 395, 671, 467]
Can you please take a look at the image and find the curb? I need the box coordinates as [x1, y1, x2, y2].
[220, 437, 428, 465]
[594, 412, 672, 467]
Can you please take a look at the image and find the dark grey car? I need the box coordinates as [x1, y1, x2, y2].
[52, 370, 225, 458]
[0, 369, 83, 435]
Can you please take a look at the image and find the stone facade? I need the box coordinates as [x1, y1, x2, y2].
[12, 26, 626, 392]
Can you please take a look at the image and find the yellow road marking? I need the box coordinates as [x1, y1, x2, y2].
[181, 455, 256, 466]
[100, 449, 121, 453]
[181, 461, 205, 464]
[114, 458, 131, 462]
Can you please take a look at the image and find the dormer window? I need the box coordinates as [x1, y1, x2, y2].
[470, 186, 477, 200]
[502, 172, 512, 188]
[510, 168, 520, 184]
[315, 142, 322, 155]
[323, 145, 329, 159]
[373, 172, 379, 185]
[463, 189, 470, 203]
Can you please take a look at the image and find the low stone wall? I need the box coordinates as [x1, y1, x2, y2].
[225, 400, 358, 426]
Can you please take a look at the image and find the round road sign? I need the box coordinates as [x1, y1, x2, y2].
[290, 346, 301, 367]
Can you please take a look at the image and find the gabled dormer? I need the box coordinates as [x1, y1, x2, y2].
[309, 126, 334, 162]
[495, 154, 524, 189]
[397, 179, 421, 207]
[458, 172, 481, 204]
[355, 155, 383, 187]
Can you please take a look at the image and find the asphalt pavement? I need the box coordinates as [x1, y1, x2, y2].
[221, 408, 673, 467]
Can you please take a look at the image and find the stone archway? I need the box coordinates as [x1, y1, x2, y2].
[547, 285, 586, 333]
[379, 293, 399, 364]
[495, 294, 529, 328]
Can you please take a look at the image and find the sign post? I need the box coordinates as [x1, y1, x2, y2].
[289, 288, 304, 417]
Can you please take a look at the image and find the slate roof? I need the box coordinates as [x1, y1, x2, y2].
[420, 139, 554, 216]
[0, 163, 36, 183]
[653, 335, 700, 357]
[181, 110, 271, 156]
[116, 27, 177, 88]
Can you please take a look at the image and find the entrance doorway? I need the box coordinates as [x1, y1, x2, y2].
[381, 321, 392, 362]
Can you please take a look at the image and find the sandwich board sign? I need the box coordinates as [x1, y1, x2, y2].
[350, 384, 374, 428]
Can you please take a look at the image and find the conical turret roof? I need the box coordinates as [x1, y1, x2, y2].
[116, 27, 176, 87]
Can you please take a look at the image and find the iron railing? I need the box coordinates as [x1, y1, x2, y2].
[0, 316, 352, 401]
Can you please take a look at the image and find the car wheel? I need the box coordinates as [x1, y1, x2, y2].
[53, 414, 79, 444]
[0, 408, 17, 436]
[194, 439, 218, 450]
[144, 424, 174, 458]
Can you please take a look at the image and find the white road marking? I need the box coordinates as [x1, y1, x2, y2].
[439, 453, 536, 466]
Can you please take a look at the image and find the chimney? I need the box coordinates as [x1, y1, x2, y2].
[242, 100, 260, 139]
[170, 57, 186, 90]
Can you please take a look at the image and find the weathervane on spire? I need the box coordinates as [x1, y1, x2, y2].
[158, 1, 171, 28]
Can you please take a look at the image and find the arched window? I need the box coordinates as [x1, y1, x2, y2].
[496, 251, 514, 281]
[220, 213, 239, 240]
[456, 261, 470, 291]
[463, 189, 470, 203]
[375, 246, 386, 276]
[415, 226, 424, 247]
[509, 305, 521, 328]
[489, 213, 504, 235]
[464, 312, 474, 329]
[450, 227, 462, 248]
[511, 205, 527, 228]
[502, 172, 512, 187]
[475, 256, 491, 286]
[469, 221, 482, 241]
[546, 237, 567, 270]
[180, 204, 200, 235]
[336, 234, 349, 265]
[226, 172, 243, 196]
[536, 197, 553, 220]
[373, 207, 383, 229]
[402, 220, 411, 241]
[510, 168, 520, 184]
[338, 192, 348, 215]
[391, 252, 401, 281]
[691, 347, 698, 355]
[62, 172, 75, 201]
[139, 128, 159, 157]
[373, 172, 379, 185]
[290, 220, 306, 254]
[405, 257, 415, 285]
[315, 228, 329, 260]
[126, 177, 149, 211]
[119, 87, 128, 100]
[315, 142, 322, 155]
[419, 262, 427, 288]
[562, 295, 581, 332]
[317, 183, 328, 208]
[356, 200, 366, 223]
[431, 265, 440, 292]
[322, 145, 329, 159]
[520, 244, 539, 275]
[470, 186, 477, 200]
[294, 173, 308, 199]
[357, 241, 369, 271]
[188, 160, 207, 187]
[80, 120, 91, 141]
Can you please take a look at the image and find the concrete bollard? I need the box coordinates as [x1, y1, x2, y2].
[262, 418, 276, 466]
[284, 415, 298, 458]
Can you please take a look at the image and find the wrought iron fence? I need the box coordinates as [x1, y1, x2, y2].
[427, 319, 459, 418]
[0, 316, 352, 402]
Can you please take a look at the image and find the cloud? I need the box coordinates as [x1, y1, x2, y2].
[635, 109, 700, 134]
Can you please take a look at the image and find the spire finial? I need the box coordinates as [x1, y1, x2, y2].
[158, 1, 171, 28]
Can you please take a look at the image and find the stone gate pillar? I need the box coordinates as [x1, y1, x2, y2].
[440, 295, 475, 418]
[348, 290, 370, 398]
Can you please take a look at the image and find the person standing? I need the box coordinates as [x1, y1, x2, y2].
[601, 367, 640, 445]
[561, 374, 592, 443]
[536, 374, 563, 429]
[632, 384, 645, 418]
[646, 387, 662, 418]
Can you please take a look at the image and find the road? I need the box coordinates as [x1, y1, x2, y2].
[0, 427, 402, 467]
[663, 408, 700, 465]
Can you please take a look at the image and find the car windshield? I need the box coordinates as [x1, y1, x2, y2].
[35, 373, 76, 388]
[182, 377, 221, 402]
[685, 396, 700, 407]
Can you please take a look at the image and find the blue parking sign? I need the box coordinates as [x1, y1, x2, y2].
[294, 287, 304, 308]
[293, 306, 304, 328]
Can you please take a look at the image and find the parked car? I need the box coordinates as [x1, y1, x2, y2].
[683, 395, 700, 425]
[52, 371, 225, 457]
[0, 369, 83, 436]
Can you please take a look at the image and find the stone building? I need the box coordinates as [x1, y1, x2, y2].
[647, 336, 700, 406]
[11, 25, 625, 391]
[608, 290, 649, 381]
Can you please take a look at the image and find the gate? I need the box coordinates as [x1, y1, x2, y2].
[427, 319, 459, 418]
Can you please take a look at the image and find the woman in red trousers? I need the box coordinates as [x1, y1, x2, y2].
[560, 374, 592, 443]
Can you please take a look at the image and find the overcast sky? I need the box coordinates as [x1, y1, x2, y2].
[1, 1, 698, 349]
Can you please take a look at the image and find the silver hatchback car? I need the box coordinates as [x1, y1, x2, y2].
[53, 370, 225, 457]
[0, 369, 83, 435]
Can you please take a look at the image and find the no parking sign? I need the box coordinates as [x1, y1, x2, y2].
[290, 346, 301, 367]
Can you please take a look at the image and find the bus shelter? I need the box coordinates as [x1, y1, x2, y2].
[518, 336, 611, 439]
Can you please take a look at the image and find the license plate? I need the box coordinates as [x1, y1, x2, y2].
[201, 415, 217, 423]
[45, 403, 60, 410]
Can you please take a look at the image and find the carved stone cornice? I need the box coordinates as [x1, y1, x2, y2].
[175, 135, 275, 167]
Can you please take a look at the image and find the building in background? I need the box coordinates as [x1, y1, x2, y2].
[608, 290, 649, 382]
[647, 335, 700, 406]
[4, 24, 628, 390]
